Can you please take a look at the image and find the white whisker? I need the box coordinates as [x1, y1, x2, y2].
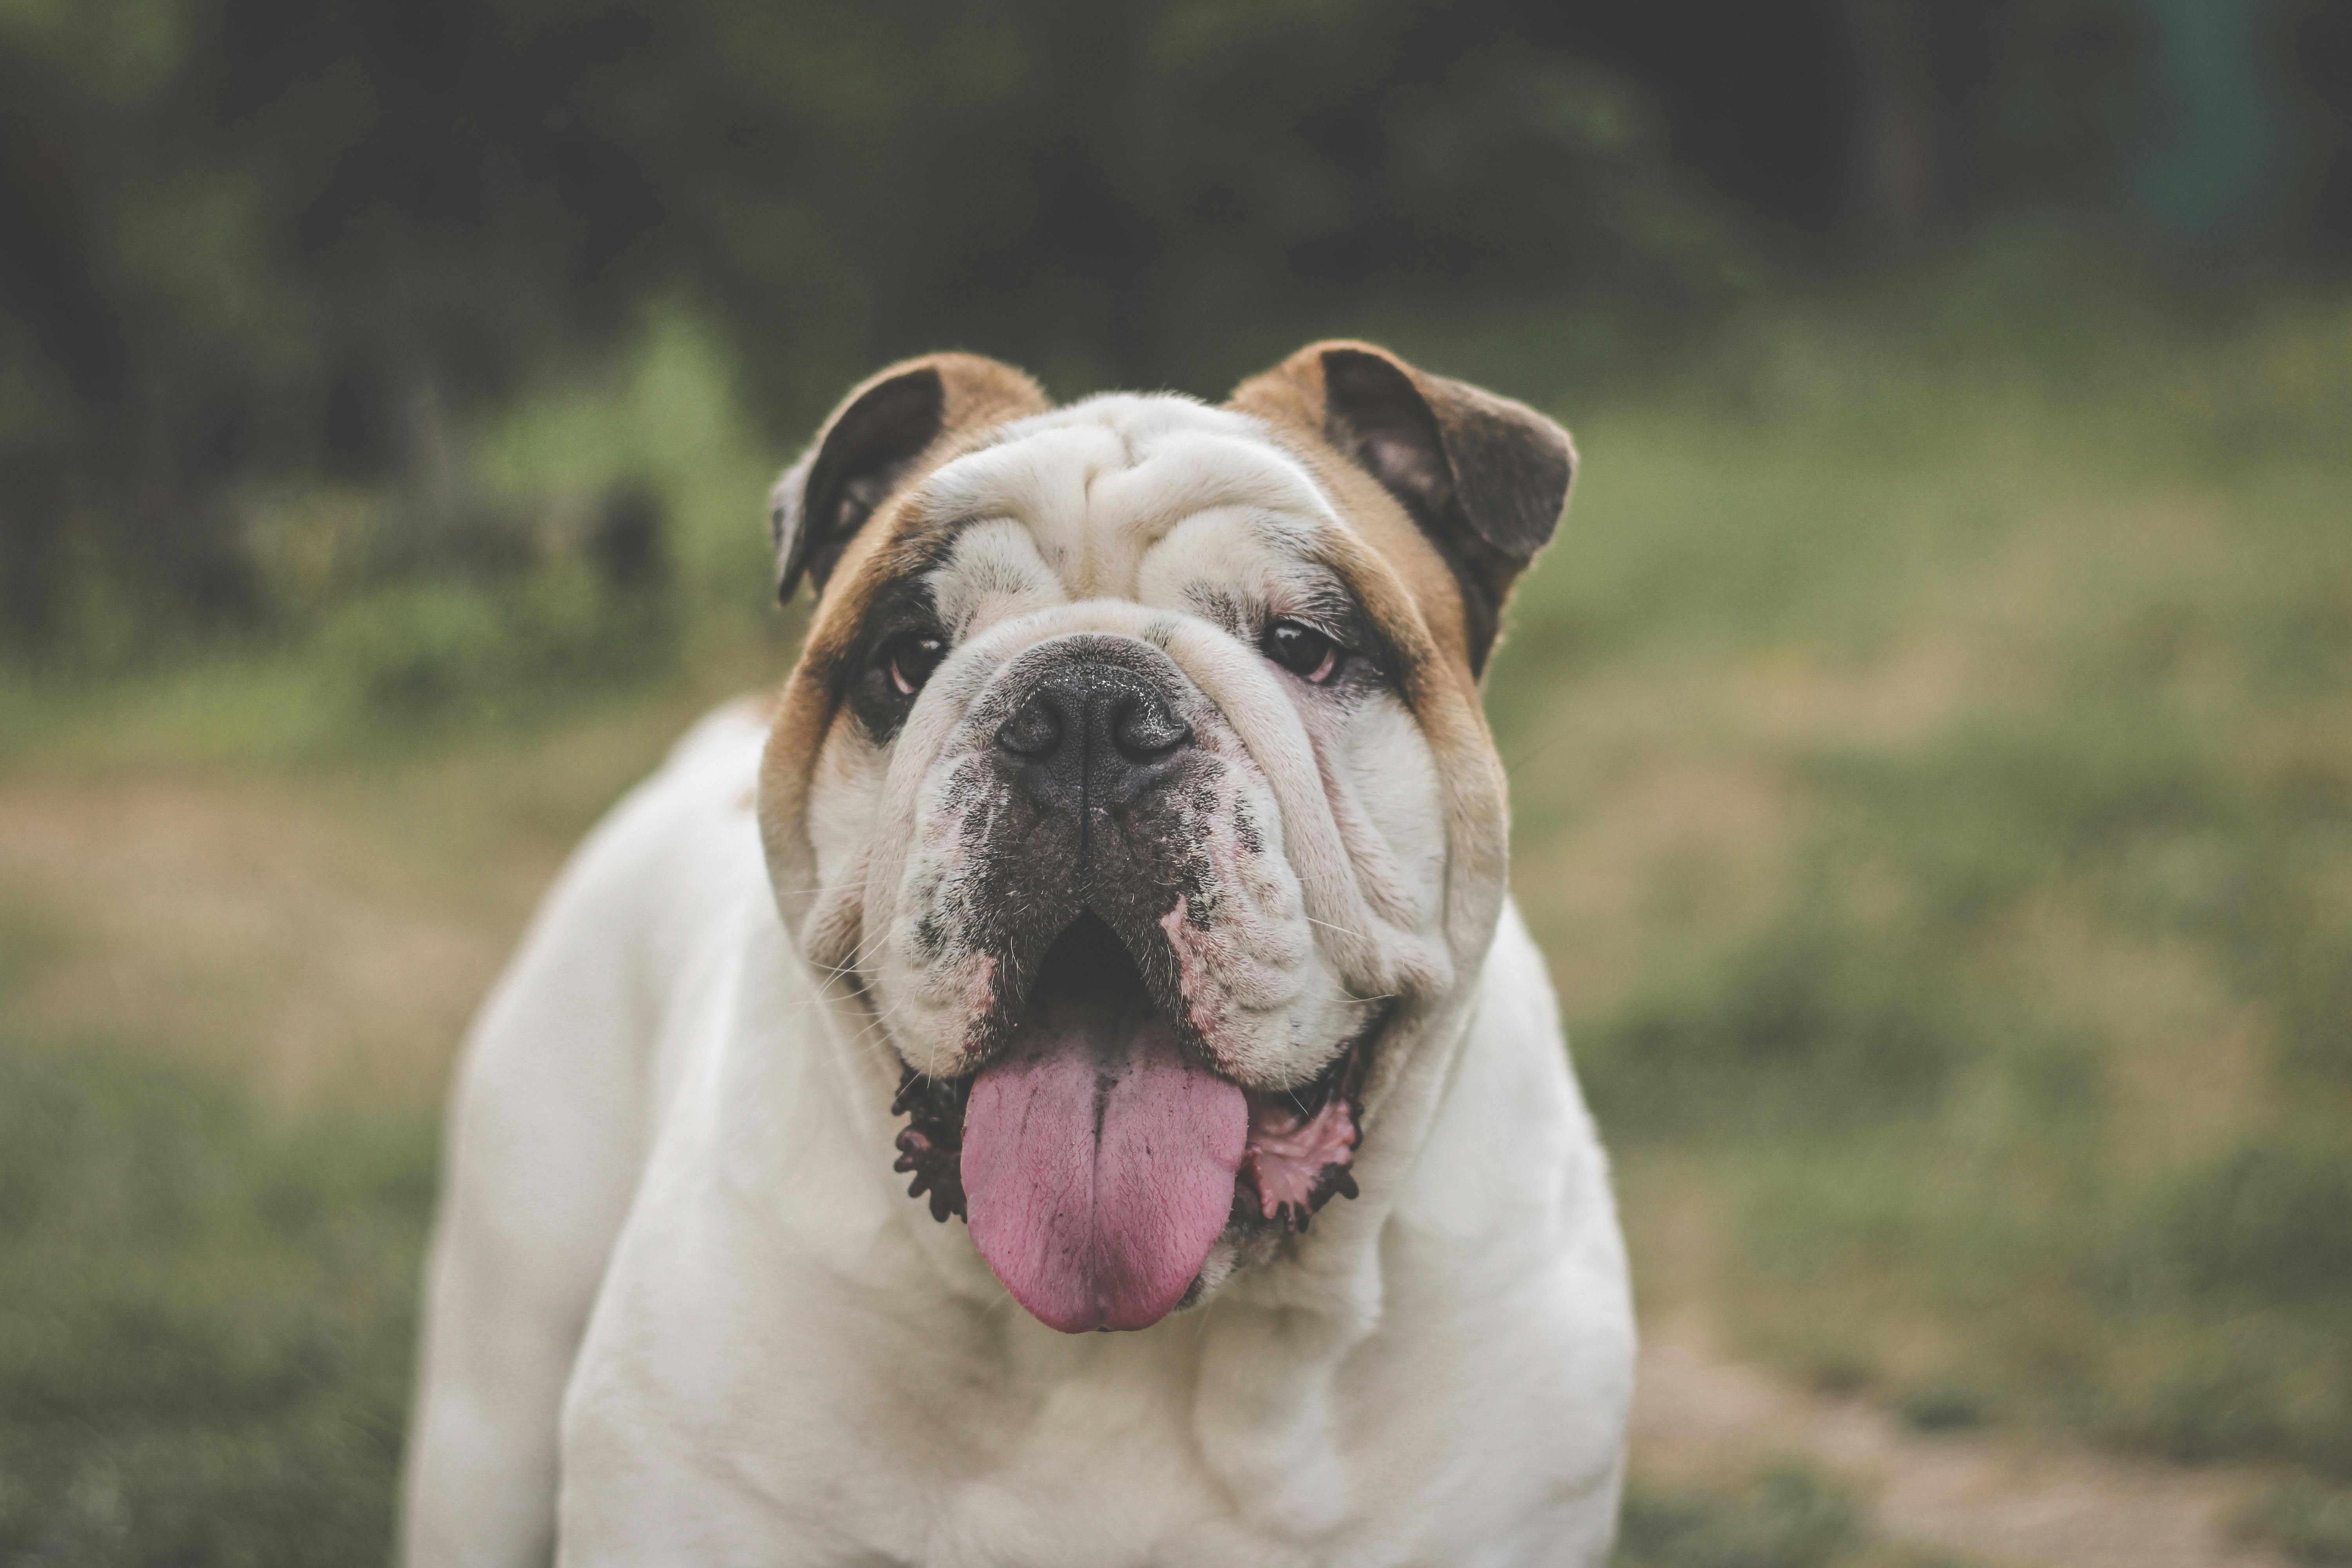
[1304, 915, 1374, 943]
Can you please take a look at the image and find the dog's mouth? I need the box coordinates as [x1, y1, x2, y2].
[888, 913, 1378, 1334]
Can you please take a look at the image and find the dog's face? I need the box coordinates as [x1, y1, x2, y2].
[757, 343, 1571, 1334]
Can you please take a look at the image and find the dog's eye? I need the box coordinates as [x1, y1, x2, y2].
[886, 634, 947, 696]
[1262, 620, 1343, 684]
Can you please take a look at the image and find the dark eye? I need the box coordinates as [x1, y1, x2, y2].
[1262, 620, 1343, 684]
[885, 634, 947, 696]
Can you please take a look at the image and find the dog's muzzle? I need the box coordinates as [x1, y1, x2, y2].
[887, 633, 1377, 1334]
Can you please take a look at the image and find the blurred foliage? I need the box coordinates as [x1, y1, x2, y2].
[315, 569, 667, 726]
[6, 0, 2351, 655]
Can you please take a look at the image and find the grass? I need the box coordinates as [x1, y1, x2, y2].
[0, 259, 2345, 1559]
[0, 1034, 433, 1563]
[1483, 273, 2352, 1483]
[2240, 1480, 2352, 1565]
[1616, 1469, 1962, 1568]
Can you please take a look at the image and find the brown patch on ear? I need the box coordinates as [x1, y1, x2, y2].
[770, 352, 1051, 603]
[1229, 340, 1573, 675]
[759, 353, 1048, 969]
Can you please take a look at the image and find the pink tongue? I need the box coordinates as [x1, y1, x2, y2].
[961, 1003, 1246, 1334]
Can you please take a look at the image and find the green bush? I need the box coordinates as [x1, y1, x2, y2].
[315, 569, 673, 730]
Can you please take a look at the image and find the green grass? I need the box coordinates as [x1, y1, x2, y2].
[1616, 1469, 1962, 1568]
[2240, 1479, 2352, 1565]
[0, 1036, 433, 1564]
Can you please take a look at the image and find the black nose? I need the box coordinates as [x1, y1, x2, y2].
[995, 662, 1192, 809]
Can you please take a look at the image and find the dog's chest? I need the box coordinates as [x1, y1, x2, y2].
[566, 1288, 1362, 1566]
[880, 1378, 1337, 1567]
[561, 1087, 1369, 1564]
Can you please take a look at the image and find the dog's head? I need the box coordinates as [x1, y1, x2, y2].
[757, 342, 1571, 1333]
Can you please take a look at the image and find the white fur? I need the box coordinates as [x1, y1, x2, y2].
[402, 396, 1634, 1566]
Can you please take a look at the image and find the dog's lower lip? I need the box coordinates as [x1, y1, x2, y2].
[1235, 1015, 1377, 1233]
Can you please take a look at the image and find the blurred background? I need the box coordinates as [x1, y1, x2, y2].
[2, 1, 2348, 1563]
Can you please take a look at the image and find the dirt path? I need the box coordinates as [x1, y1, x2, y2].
[1633, 1312, 2295, 1568]
[0, 783, 510, 1107]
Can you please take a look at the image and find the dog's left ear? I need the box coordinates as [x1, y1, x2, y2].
[1230, 340, 1574, 674]
[770, 352, 1051, 603]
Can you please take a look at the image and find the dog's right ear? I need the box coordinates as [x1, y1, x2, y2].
[769, 353, 1050, 603]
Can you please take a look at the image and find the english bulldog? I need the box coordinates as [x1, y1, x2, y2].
[400, 342, 1633, 1567]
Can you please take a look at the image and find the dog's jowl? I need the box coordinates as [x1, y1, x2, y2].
[401, 343, 1634, 1567]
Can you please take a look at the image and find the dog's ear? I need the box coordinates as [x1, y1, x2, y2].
[770, 353, 1050, 603]
[1230, 340, 1574, 674]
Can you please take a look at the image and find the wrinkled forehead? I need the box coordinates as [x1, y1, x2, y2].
[912, 394, 1336, 596]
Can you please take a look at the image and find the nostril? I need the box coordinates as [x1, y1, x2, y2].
[996, 696, 1063, 758]
[1111, 695, 1191, 762]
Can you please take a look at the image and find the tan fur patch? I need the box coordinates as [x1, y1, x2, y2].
[1228, 342, 1483, 684]
[759, 356, 1052, 951]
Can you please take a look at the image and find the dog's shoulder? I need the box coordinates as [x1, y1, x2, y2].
[657, 693, 776, 779]
[590, 695, 771, 885]
[491, 696, 777, 1015]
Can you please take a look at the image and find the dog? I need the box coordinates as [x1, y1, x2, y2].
[399, 341, 1633, 1566]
